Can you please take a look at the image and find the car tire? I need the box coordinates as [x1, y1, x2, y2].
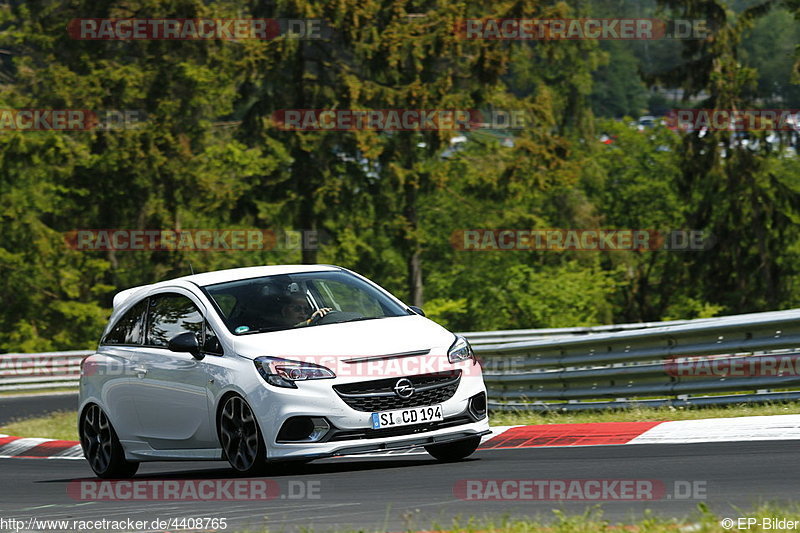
[218, 395, 268, 476]
[425, 436, 481, 462]
[80, 404, 140, 479]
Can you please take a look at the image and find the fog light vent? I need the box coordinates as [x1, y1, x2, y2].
[468, 392, 487, 419]
[277, 417, 331, 443]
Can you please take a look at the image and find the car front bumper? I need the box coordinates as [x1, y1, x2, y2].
[249, 362, 490, 460]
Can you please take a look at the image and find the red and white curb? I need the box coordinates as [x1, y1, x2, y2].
[0, 434, 83, 459]
[482, 414, 800, 450]
[628, 414, 800, 445]
[4, 414, 800, 460]
[480, 421, 663, 450]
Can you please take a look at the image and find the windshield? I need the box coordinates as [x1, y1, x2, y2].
[203, 270, 410, 334]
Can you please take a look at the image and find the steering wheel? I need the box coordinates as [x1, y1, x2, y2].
[315, 310, 363, 325]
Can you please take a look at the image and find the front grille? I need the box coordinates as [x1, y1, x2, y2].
[333, 370, 461, 412]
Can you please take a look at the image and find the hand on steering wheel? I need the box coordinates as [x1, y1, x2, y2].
[308, 307, 334, 325]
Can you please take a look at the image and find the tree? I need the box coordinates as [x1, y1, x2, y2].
[649, 0, 800, 312]
[0, 0, 285, 350]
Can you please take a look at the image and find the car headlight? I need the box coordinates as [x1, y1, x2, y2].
[448, 335, 475, 364]
[254, 356, 336, 388]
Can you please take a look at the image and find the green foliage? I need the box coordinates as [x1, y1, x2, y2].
[0, 0, 799, 351]
[467, 262, 617, 330]
[590, 41, 649, 118]
[419, 297, 469, 331]
[740, 8, 800, 106]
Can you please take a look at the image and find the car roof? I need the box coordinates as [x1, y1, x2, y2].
[177, 264, 341, 287]
[112, 264, 342, 311]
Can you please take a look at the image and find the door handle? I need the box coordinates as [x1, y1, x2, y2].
[134, 366, 148, 378]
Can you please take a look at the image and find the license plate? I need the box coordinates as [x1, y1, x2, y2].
[371, 404, 443, 429]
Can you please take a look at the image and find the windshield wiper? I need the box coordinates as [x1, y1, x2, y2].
[237, 326, 288, 334]
[337, 316, 387, 324]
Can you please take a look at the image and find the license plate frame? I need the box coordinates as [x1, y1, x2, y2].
[371, 404, 443, 429]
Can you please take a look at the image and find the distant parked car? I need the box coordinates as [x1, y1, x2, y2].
[79, 265, 489, 477]
[637, 115, 657, 130]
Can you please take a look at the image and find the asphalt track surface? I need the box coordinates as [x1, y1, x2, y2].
[0, 393, 78, 425]
[1, 440, 799, 531]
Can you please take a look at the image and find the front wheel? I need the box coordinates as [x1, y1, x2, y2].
[80, 404, 139, 479]
[425, 436, 481, 462]
[219, 395, 267, 476]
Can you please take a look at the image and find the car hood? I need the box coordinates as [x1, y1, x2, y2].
[231, 315, 456, 359]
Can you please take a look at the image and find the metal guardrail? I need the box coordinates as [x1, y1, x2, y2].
[0, 351, 90, 391]
[476, 308, 800, 410]
[3, 310, 800, 412]
[0, 322, 682, 392]
[459, 318, 717, 345]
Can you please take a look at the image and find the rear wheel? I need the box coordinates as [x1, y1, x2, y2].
[219, 395, 267, 475]
[425, 436, 481, 462]
[80, 404, 139, 479]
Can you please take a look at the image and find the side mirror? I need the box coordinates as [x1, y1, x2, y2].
[409, 306, 426, 317]
[168, 332, 204, 360]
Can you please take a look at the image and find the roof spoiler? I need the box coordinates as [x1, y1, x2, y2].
[112, 286, 144, 311]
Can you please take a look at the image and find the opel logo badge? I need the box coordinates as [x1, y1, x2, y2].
[393, 378, 415, 399]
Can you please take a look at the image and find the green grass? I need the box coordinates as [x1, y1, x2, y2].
[0, 410, 78, 441]
[231, 503, 800, 532]
[394, 503, 800, 533]
[490, 402, 800, 426]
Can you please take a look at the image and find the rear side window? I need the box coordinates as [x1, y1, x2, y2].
[102, 299, 147, 345]
[146, 293, 204, 347]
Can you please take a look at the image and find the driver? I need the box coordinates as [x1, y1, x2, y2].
[280, 293, 332, 327]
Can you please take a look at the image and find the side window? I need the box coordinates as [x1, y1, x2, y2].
[102, 299, 147, 345]
[203, 322, 224, 356]
[146, 293, 204, 348]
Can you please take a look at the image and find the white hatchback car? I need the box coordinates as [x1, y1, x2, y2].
[79, 265, 490, 478]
